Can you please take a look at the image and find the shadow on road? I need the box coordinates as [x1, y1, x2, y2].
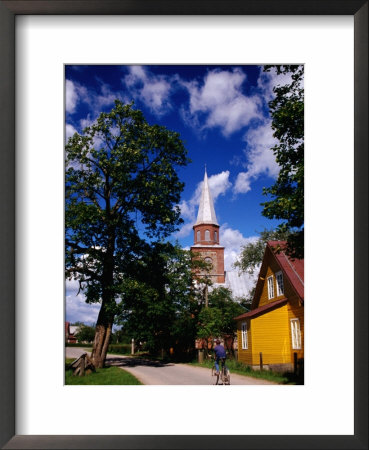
[105, 357, 174, 368]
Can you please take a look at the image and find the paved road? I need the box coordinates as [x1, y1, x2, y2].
[66, 347, 277, 385]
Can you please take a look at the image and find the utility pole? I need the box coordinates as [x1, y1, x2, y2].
[204, 284, 208, 308]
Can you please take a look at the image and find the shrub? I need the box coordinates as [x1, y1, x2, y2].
[107, 344, 131, 355]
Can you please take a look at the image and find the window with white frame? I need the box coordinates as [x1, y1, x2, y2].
[241, 322, 248, 349]
[290, 318, 302, 349]
[276, 271, 284, 296]
[214, 231, 217, 242]
[267, 275, 274, 299]
[205, 229, 210, 241]
[197, 230, 200, 242]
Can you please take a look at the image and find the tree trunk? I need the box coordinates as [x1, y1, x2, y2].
[91, 222, 115, 368]
[91, 289, 114, 368]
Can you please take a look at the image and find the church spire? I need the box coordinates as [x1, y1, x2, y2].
[195, 168, 218, 226]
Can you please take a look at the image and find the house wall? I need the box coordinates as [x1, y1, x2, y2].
[237, 304, 291, 366]
[250, 304, 291, 365]
[237, 301, 304, 368]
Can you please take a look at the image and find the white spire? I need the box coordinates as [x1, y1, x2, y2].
[195, 168, 218, 225]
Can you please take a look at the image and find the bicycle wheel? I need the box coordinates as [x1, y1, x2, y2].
[225, 369, 231, 385]
[211, 366, 219, 385]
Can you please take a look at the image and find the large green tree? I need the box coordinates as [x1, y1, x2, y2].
[75, 324, 96, 343]
[117, 244, 206, 358]
[65, 101, 189, 367]
[262, 65, 304, 258]
[196, 287, 245, 353]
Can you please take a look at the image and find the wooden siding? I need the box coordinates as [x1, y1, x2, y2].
[250, 304, 291, 365]
[237, 289, 304, 366]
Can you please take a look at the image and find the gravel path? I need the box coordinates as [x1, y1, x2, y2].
[65, 347, 277, 385]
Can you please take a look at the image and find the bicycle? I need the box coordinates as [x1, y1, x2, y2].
[211, 357, 231, 385]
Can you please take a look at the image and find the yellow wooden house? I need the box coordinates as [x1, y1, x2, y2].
[234, 241, 304, 373]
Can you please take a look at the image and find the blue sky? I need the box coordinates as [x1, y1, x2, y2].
[65, 64, 288, 324]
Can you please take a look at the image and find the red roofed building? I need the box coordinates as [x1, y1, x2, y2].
[234, 241, 304, 374]
[65, 321, 78, 344]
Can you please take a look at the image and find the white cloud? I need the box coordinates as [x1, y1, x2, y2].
[90, 82, 124, 112]
[182, 68, 262, 136]
[65, 278, 100, 325]
[234, 120, 280, 194]
[175, 222, 194, 239]
[176, 171, 231, 238]
[66, 79, 79, 114]
[220, 224, 258, 271]
[208, 171, 233, 200]
[257, 67, 294, 102]
[124, 66, 172, 115]
[65, 123, 77, 141]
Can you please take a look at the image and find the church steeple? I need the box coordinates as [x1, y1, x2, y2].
[195, 168, 219, 226]
[191, 168, 225, 284]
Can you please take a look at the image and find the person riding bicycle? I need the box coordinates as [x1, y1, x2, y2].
[213, 339, 227, 375]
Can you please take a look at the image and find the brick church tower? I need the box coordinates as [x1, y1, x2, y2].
[191, 169, 225, 283]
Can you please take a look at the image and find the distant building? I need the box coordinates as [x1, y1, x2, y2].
[65, 321, 78, 344]
[234, 241, 304, 373]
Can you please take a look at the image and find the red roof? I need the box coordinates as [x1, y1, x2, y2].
[268, 241, 304, 300]
[234, 298, 288, 320]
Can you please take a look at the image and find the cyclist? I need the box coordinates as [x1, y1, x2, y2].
[213, 339, 227, 375]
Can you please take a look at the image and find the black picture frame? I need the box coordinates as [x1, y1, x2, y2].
[0, 1, 367, 449]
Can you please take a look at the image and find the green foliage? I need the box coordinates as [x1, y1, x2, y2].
[107, 344, 131, 355]
[190, 359, 291, 384]
[262, 65, 304, 259]
[116, 244, 202, 355]
[111, 328, 131, 344]
[234, 228, 290, 275]
[197, 307, 223, 339]
[196, 287, 245, 340]
[65, 360, 142, 385]
[65, 100, 190, 355]
[75, 324, 96, 343]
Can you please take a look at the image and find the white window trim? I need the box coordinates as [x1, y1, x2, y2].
[290, 318, 302, 349]
[197, 230, 200, 242]
[241, 322, 248, 350]
[267, 275, 274, 299]
[276, 271, 284, 296]
[205, 229, 210, 241]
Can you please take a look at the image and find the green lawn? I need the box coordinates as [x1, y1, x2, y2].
[189, 359, 301, 384]
[65, 359, 142, 385]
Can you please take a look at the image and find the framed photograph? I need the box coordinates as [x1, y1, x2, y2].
[1, 1, 367, 449]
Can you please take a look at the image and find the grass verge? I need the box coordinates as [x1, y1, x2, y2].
[189, 359, 299, 384]
[65, 358, 142, 385]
